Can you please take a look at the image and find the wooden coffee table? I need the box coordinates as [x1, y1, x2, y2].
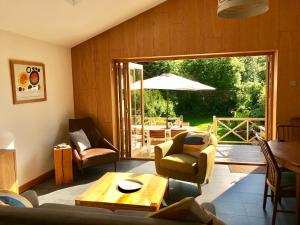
[75, 172, 168, 212]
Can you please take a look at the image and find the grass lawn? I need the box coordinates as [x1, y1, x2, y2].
[184, 115, 212, 131]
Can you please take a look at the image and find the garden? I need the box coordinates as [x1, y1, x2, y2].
[140, 56, 266, 141]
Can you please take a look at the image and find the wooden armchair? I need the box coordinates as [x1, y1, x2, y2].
[69, 117, 119, 173]
[256, 134, 296, 225]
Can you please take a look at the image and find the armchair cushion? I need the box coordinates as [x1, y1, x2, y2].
[80, 148, 117, 160]
[69, 129, 91, 152]
[160, 154, 198, 174]
[183, 132, 210, 157]
[148, 197, 226, 225]
[0, 191, 33, 208]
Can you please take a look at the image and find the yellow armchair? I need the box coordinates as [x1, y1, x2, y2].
[154, 131, 217, 194]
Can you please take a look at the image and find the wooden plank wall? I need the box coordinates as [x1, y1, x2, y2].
[71, 0, 300, 145]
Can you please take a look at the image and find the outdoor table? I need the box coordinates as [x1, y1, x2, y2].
[131, 125, 197, 143]
[268, 140, 300, 225]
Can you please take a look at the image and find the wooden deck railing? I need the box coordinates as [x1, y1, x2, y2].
[212, 116, 265, 144]
[131, 116, 182, 126]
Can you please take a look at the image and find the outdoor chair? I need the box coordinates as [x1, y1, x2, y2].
[154, 131, 217, 195]
[256, 134, 296, 225]
[181, 122, 190, 126]
[170, 128, 187, 137]
[69, 117, 119, 173]
[276, 124, 300, 142]
[147, 129, 167, 146]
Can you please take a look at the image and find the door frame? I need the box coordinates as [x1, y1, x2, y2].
[114, 62, 145, 159]
[113, 50, 278, 159]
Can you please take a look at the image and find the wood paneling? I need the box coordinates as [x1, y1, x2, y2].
[0, 150, 18, 193]
[71, 0, 300, 144]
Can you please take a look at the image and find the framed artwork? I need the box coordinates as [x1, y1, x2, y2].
[9, 60, 47, 104]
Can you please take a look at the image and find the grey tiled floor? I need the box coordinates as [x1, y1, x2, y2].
[32, 160, 295, 225]
[197, 164, 295, 225]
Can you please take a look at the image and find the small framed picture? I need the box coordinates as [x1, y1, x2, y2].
[9, 60, 47, 104]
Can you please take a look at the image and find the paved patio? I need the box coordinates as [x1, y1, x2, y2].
[216, 144, 265, 164]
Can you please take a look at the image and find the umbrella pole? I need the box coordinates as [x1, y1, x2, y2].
[166, 91, 169, 129]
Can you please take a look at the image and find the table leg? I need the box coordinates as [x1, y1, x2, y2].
[296, 173, 300, 225]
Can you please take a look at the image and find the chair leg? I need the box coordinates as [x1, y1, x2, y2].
[271, 190, 274, 203]
[279, 196, 282, 205]
[114, 162, 117, 172]
[263, 182, 268, 210]
[197, 183, 202, 195]
[271, 192, 279, 225]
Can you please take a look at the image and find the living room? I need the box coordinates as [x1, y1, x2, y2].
[0, 1, 300, 225]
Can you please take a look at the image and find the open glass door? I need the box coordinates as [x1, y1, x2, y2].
[115, 62, 144, 159]
[129, 63, 145, 158]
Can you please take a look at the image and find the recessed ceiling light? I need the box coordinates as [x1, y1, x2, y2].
[65, 0, 81, 6]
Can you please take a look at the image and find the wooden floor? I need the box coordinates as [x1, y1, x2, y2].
[132, 143, 265, 164]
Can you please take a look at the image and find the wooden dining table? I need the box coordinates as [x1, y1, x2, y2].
[268, 140, 300, 225]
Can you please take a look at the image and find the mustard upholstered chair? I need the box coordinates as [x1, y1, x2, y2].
[154, 131, 217, 195]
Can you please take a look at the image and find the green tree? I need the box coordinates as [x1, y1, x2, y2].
[235, 56, 266, 118]
[139, 56, 266, 119]
[175, 57, 243, 116]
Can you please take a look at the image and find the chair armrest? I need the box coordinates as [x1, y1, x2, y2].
[103, 138, 120, 153]
[200, 202, 216, 215]
[197, 145, 216, 183]
[72, 148, 81, 161]
[155, 140, 174, 159]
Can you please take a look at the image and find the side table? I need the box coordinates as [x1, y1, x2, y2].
[54, 145, 73, 185]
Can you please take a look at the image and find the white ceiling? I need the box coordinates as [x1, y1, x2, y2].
[0, 0, 166, 47]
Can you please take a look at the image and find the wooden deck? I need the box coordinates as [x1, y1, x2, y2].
[131, 144, 265, 164]
[215, 144, 265, 164]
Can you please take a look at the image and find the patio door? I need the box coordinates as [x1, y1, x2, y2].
[115, 62, 144, 158]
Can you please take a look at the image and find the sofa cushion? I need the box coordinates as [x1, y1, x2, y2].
[80, 148, 117, 160]
[0, 190, 33, 208]
[148, 197, 226, 225]
[69, 129, 91, 152]
[183, 132, 210, 157]
[40, 203, 113, 214]
[0, 200, 9, 206]
[160, 154, 198, 174]
[21, 190, 39, 207]
[0, 205, 202, 225]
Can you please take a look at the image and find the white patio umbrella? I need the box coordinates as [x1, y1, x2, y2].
[131, 73, 215, 128]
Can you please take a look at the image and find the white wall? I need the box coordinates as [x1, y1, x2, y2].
[0, 30, 74, 186]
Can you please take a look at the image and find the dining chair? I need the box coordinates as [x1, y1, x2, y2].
[255, 134, 296, 225]
[277, 124, 300, 141]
